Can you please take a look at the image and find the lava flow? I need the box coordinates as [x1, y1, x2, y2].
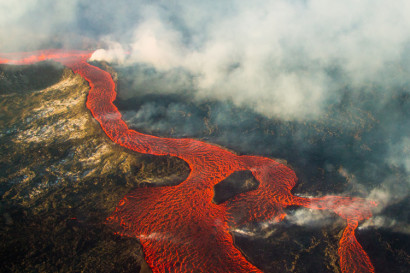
[0, 50, 378, 273]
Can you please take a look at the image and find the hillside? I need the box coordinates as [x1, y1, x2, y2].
[0, 62, 189, 273]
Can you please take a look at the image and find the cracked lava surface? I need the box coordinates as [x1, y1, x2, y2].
[0, 49, 378, 273]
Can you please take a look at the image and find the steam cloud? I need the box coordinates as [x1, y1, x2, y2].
[2, 1, 410, 119]
[1, 0, 409, 231]
[90, 0, 410, 121]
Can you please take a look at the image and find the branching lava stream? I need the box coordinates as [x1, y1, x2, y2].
[0, 50, 378, 273]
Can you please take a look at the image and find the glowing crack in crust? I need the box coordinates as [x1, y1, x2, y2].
[0, 50, 378, 273]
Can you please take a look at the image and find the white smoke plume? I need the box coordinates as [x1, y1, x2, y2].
[2, 0, 410, 120]
[90, 0, 410, 120]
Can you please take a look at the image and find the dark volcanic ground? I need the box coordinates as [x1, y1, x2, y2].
[114, 64, 410, 273]
[0, 62, 409, 272]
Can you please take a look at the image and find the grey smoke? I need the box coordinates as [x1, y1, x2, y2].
[91, 0, 410, 121]
[2, 1, 410, 118]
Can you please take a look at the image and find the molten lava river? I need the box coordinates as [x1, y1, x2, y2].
[0, 50, 378, 273]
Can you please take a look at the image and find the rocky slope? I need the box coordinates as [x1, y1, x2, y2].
[0, 62, 189, 273]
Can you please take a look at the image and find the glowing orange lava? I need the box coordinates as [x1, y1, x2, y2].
[0, 50, 378, 273]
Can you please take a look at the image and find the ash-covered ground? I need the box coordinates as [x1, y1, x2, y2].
[0, 62, 408, 273]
